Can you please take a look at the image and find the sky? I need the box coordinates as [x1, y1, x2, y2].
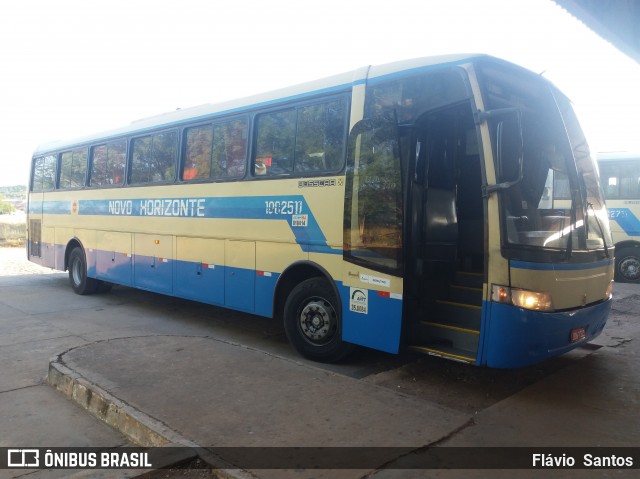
[1, 0, 639, 187]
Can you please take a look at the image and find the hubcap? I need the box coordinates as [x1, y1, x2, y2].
[298, 298, 336, 346]
[72, 258, 82, 286]
[620, 256, 640, 281]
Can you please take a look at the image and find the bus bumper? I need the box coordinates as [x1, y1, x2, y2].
[480, 297, 612, 368]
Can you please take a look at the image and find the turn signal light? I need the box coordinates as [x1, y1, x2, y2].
[605, 281, 613, 299]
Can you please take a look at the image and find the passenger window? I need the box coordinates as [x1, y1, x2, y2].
[31, 155, 56, 192]
[184, 126, 213, 180]
[131, 131, 177, 184]
[59, 148, 88, 189]
[183, 119, 247, 181]
[31, 157, 45, 192]
[253, 98, 347, 177]
[90, 140, 126, 186]
[42, 155, 57, 191]
[212, 120, 247, 178]
[295, 100, 345, 172]
[254, 109, 296, 176]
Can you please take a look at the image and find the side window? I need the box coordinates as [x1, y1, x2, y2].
[182, 119, 247, 181]
[598, 161, 640, 200]
[295, 100, 346, 172]
[253, 97, 347, 177]
[619, 162, 640, 198]
[90, 140, 126, 186]
[254, 109, 296, 176]
[184, 125, 213, 180]
[599, 164, 619, 199]
[32, 155, 57, 192]
[212, 119, 247, 178]
[31, 157, 44, 192]
[59, 148, 88, 189]
[42, 155, 57, 191]
[131, 131, 177, 184]
[365, 68, 469, 122]
[253, 99, 347, 176]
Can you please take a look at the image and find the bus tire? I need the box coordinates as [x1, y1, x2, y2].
[615, 246, 640, 283]
[283, 277, 354, 363]
[68, 247, 99, 295]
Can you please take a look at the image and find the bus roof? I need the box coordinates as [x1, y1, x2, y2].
[597, 152, 640, 162]
[34, 53, 487, 156]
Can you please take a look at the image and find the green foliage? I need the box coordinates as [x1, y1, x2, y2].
[0, 185, 26, 198]
[0, 200, 15, 215]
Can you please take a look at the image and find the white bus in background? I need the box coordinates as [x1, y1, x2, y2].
[598, 152, 640, 283]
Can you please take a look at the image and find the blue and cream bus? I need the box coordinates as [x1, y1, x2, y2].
[28, 54, 614, 367]
[597, 152, 640, 282]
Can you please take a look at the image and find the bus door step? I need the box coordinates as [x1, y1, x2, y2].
[416, 320, 480, 352]
[409, 301, 481, 358]
[408, 344, 476, 364]
[453, 270, 483, 289]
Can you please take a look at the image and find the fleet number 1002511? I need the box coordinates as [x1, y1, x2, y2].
[265, 200, 303, 215]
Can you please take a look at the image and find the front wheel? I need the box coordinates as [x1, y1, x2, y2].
[615, 246, 640, 283]
[68, 247, 100, 295]
[283, 278, 354, 363]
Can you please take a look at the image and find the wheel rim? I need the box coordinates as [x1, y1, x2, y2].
[297, 297, 337, 346]
[619, 256, 640, 281]
[71, 257, 82, 286]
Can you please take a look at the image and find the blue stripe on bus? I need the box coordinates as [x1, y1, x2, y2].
[28, 200, 71, 215]
[510, 258, 613, 271]
[609, 208, 640, 237]
[75, 196, 342, 254]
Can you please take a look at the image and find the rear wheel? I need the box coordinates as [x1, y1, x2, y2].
[68, 247, 100, 295]
[615, 246, 640, 283]
[283, 277, 354, 363]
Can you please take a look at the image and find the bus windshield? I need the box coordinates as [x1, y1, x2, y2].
[477, 61, 612, 260]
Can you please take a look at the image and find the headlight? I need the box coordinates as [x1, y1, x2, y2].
[491, 285, 553, 312]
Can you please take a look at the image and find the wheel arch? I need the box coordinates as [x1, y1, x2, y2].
[614, 240, 640, 252]
[64, 237, 85, 272]
[273, 261, 342, 320]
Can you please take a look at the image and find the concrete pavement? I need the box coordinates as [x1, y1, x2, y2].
[0, 257, 133, 479]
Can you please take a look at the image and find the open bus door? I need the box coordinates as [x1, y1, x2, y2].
[342, 117, 405, 354]
[405, 102, 487, 363]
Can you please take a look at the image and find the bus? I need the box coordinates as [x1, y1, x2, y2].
[27, 54, 614, 368]
[597, 152, 640, 282]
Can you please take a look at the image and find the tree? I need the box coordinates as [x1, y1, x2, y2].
[0, 194, 16, 215]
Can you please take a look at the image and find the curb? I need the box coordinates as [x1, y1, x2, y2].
[47, 352, 254, 479]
